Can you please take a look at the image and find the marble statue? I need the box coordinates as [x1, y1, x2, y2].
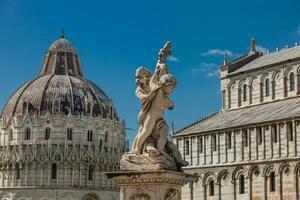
[121, 42, 188, 171]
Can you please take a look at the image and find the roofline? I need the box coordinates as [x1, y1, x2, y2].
[173, 95, 300, 138]
[226, 55, 300, 78]
[173, 115, 300, 138]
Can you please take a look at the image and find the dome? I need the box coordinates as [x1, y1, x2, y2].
[49, 38, 77, 52]
[2, 35, 119, 124]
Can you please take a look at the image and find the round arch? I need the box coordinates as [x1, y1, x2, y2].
[81, 193, 99, 200]
[202, 172, 215, 185]
[248, 165, 261, 177]
[217, 169, 230, 184]
[232, 166, 247, 180]
[263, 164, 277, 177]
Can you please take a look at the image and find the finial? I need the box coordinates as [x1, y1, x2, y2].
[171, 121, 175, 135]
[224, 51, 228, 66]
[251, 37, 256, 52]
[60, 28, 65, 39]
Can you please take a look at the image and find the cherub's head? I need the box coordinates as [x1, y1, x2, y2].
[159, 74, 176, 94]
[135, 67, 151, 87]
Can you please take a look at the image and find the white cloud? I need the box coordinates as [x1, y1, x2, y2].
[167, 55, 179, 62]
[201, 49, 233, 57]
[256, 45, 269, 54]
[207, 70, 219, 77]
[191, 62, 219, 77]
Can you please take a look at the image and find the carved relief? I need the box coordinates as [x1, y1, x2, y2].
[129, 193, 151, 200]
[164, 189, 179, 200]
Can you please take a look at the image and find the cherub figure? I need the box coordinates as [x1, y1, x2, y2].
[131, 67, 188, 167]
[132, 73, 175, 155]
[130, 42, 189, 168]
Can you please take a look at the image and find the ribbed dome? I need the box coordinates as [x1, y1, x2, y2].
[49, 38, 77, 52]
[2, 36, 119, 124]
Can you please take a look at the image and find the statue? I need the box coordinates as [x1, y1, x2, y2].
[121, 42, 188, 171]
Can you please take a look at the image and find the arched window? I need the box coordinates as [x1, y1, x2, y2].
[88, 167, 94, 181]
[15, 163, 20, 180]
[99, 139, 103, 149]
[271, 124, 278, 143]
[45, 128, 51, 140]
[287, 122, 293, 141]
[270, 172, 276, 192]
[86, 103, 92, 115]
[256, 127, 262, 145]
[24, 128, 31, 140]
[239, 175, 245, 194]
[105, 132, 108, 142]
[209, 180, 214, 196]
[272, 79, 276, 99]
[265, 79, 270, 97]
[290, 73, 295, 91]
[243, 84, 247, 102]
[212, 135, 217, 151]
[9, 129, 13, 141]
[51, 163, 57, 179]
[87, 130, 93, 142]
[22, 102, 28, 115]
[185, 140, 190, 155]
[53, 101, 59, 115]
[242, 129, 248, 147]
[67, 128, 73, 140]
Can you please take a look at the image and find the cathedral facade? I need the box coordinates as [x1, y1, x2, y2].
[174, 39, 300, 200]
[0, 34, 127, 200]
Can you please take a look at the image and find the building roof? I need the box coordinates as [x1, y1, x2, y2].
[174, 97, 300, 136]
[229, 45, 300, 75]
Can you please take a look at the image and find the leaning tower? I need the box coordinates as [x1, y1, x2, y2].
[0, 33, 126, 200]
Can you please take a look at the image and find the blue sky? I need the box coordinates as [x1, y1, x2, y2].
[0, 0, 300, 143]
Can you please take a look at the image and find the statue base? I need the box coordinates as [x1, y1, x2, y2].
[106, 170, 196, 200]
[120, 152, 178, 171]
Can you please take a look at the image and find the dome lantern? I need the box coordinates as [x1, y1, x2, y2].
[39, 34, 83, 77]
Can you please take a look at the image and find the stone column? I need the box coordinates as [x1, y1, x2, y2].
[106, 171, 195, 200]
[297, 73, 300, 95]
[233, 131, 236, 162]
[259, 82, 263, 102]
[196, 137, 200, 165]
[278, 123, 281, 157]
[294, 120, 297, 156]
[248, 128, 251, 161]
[190, 137, 193, 165]
[204, 135, 207, 165]
[263, 126, 266, 159]
[283, 77, 287, 97]
[217, 133, 220, 164]
[248, 175, 252, 200]
[294, 172, 299, 200]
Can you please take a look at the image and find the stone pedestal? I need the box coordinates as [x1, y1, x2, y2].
[106, 170, 196, 200]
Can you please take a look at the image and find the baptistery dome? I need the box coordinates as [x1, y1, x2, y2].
[2, 35, 118, 125]
[0, 34, 126, 200]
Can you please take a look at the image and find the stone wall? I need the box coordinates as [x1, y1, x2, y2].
[221, 60, 300, 110]
[181, 161, 299, 200]
[0, 114, 126, 198]
[0, 188, 119, 200]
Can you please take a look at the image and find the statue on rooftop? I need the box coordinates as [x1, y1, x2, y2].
[121, 42, 188, 171]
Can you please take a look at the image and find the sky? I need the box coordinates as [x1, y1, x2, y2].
[0, 0, 300, 144]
